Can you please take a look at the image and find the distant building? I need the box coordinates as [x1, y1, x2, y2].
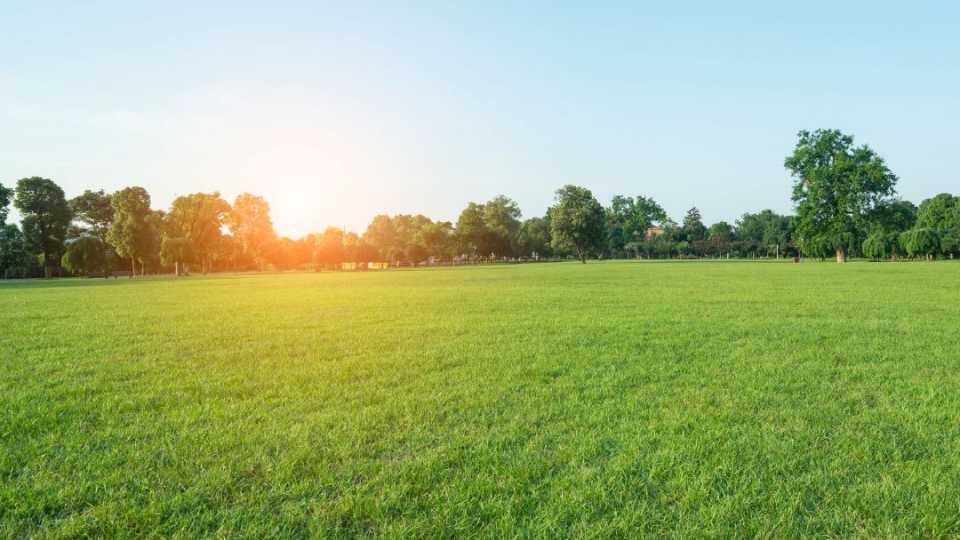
[645, 226, 664, 240]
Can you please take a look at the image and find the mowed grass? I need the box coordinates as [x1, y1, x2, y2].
[2, 261, 960, 538]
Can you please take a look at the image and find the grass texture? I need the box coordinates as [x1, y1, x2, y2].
[2, 261, 960, 538]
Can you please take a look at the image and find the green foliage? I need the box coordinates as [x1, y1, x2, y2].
[606, 195, 666, 256]
[707, 221, 735, 242]
[61, 236, 106, 275]
[13, 177, 72, 276]
[517, 216, 552, 258]
[165, 192, 231, 273]
[681, 207, 707, 241]
[108, 186, 154, 275]
[549, 185, 606, 262]
[867, 199, 916, 234]
[861, 230, 891, 261]
[785, 129, 898, 262]
[227, 193, 276, 270]
[899, 228, 940, 259]
[0, 182, 12, 226]
[916, 193, 960, 257]
[0, 223, 33, 278]
[69, 190, 114, 243]
[482, 195, 522, 256]
[454, 196, 523, 258]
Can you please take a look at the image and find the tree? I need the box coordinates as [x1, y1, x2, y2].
[315, 227, 346, 269]
[14, 177, 72, 277]
[363, 214, 397, 261]
[419, 221, 455, 261]
[456, 203, 490, 257]
[166, 192, 231, 274]
[916, 193, 959, 258]
[862, 230, 891, 261]
[606, 195, 667, 257]
[549, 185, 606, 263]
[61, 236, 106, 276]
[785, 129, 898, 263]
[517, 216, 552, 258]
[69, 189, 114, 273]
[682, 207, 707, 242]
[228, 193, 276, 271]
[868, 199, 916, 234]
[482, 195, 522, 257]
[0, 182, 12, 226]
[900, 228, 940, 260]
[0, 224, 33, 278]
[916, 193, 958, 230]
[160, 236, 191, 276]
[735, 210, 792, 258]
[707, 221, 734, 241]
[108, 187, 154, 276]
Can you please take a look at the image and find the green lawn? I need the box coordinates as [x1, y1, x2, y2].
[2, 261, 960, 538]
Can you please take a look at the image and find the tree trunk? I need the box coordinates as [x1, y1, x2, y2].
[835, 246, 846, 264]
[131, 258, 136, 277]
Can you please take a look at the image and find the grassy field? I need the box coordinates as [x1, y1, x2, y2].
[2, 261, 959, 538]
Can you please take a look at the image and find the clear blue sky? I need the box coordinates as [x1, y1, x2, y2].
[3, 1, 957, 236]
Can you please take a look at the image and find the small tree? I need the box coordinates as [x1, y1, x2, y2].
[549, 185, 606, 263]
[900, 228, 940, 260]
[61, 237, 106, 276]
[682, 207, 707, 242]
[108, 187, 154, 276]
[862, 231, 890, 262]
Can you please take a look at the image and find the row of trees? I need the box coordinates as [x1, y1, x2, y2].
[2, 130, 958, 277]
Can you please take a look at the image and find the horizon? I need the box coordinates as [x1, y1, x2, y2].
[3, 1, 958, 236]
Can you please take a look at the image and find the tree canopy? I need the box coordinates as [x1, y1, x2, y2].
[785, 129, 898, 263]
[228, 193, 276, 270]
[549, 185, 606, 263]
[108, 187, 154, 276]
[14, 177, 72, 277]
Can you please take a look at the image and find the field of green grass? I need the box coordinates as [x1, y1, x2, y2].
[2, 261, 960, 538]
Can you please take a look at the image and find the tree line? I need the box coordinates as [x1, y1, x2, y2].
[1, 129, 958, 278]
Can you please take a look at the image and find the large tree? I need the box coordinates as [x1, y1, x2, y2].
[227, 193, 276, 271]
[108, 187, 155, 276]
[165, 192, 231, 274]
[549, 185, 606, 263]
[785, 129, 898, 263]
[14, 177, 72, 277]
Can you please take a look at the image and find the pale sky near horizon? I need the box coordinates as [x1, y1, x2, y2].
[3, 1, 958, 236]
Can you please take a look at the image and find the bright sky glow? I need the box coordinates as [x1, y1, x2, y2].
[3, 1, 958, 235]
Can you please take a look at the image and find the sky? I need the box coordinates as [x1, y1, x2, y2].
[2, 1, 958, 236]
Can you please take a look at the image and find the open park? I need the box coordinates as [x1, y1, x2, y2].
[3, 261, 959, 537]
